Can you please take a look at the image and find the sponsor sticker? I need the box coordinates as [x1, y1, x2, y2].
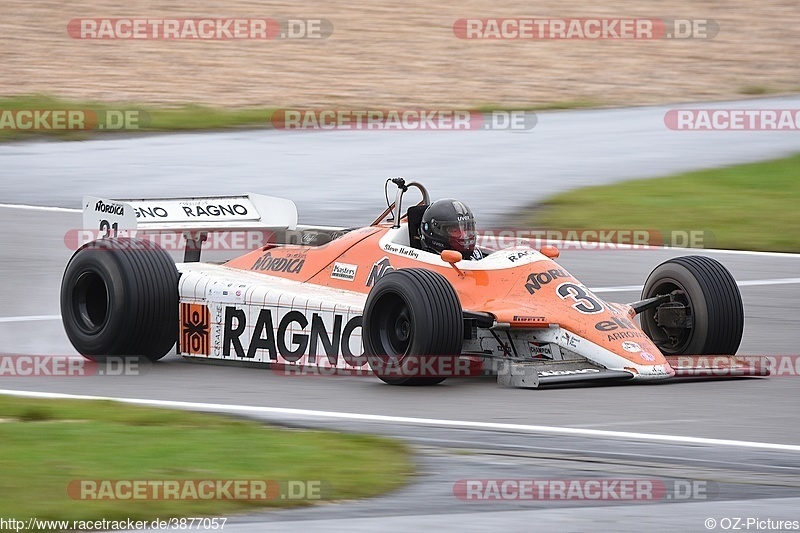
[507, 250, 536, 262]
[513, 315, 547, 324]
[539, 368, 600, 377]
[528, 342, 553, 359]
[94, 199, 125, 216]
[205, 283, 247, 304]
[180, 303, 211, 356]
[621, 341, 641, 353]
[131, 197, 256, 222]
[221, 306, 364, 366]
[560, 331, 580, 349]
[644, 365, 670, 376]
[250, 251, 305, 274]
[331, 262, 357, 281]
[640, 351, 656, 362]
[524, 269, 569, 295]
[366, 257, 394, 287]
[383, 243, 420, 258]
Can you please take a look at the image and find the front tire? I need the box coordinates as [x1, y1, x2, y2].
[640, 255, 743, 355]
[60, 238, 179, 361]
[363, 268, 463, 385]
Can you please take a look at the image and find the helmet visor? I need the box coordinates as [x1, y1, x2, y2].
[441, 219, 476, 252]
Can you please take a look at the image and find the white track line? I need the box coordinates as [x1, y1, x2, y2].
[592, 277, 800, 294]
[0, 203, 80, 213]
[0, 314, 61, 323]
[737, 277, 800, 287]
[591, 285, 645, 294]
[665, 246, 800, 259]
[1, 389, 800, 452]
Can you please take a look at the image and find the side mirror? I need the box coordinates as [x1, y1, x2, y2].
[540, 245, 560, 259]
[440, 250, 465, 277]
[440, 250, 462, 264]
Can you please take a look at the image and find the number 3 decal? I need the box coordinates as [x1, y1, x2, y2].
[556, 282, 604, 314]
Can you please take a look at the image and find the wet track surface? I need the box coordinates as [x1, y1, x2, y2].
[1, 96, 800, 226]
[1, 98, 800, 530]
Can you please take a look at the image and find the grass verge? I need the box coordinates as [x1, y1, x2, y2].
[0, 95, 605, 142]
[0, 395, 413, 524]
[0, 95, 278, 141]
[525, 153, 800, 253]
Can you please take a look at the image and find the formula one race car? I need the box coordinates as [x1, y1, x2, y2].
[60, 179, 766, 388]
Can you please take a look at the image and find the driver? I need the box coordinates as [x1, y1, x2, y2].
[419, 199, 483, 260]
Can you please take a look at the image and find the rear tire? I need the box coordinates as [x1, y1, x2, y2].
[640, 255, 743, 355]
[60, 238, 179, 361]
[363, 268, 463, 385]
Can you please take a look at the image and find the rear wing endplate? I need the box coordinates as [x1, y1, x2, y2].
[82, 194, 298, 261]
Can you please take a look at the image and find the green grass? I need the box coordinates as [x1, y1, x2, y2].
[0, 395, 413, 524]
[526, 153, 800, 253]
[0, 95, 609, 142]
[472, 99, 601, 112]
[0, 95, 278, 141]
[737, 85, 773, 96]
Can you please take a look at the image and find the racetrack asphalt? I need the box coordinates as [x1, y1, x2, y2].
[1, 98, 800, 530]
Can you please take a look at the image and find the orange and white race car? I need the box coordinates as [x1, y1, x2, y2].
[60, 179, 766, 387]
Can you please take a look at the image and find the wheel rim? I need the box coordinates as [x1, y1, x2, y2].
[72, 270, 109, 335]
[378, 296, 413, 357]
[366, 293, 415, 375]
[644, 278, 693, 354]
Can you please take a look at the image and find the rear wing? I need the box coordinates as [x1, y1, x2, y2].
[82, 194, 298, 261]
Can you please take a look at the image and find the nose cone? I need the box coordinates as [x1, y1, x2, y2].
[590, 313, 667, 367]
